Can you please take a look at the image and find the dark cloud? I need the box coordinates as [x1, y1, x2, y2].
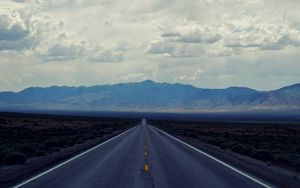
[0, 15, 29, 41]
[161, 32, 181, 37]
[0, 2, 58, 52]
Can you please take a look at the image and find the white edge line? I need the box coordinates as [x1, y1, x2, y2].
[14, 126, 137, 188]
[151, 126, 272, 188]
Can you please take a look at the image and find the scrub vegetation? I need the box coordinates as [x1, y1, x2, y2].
[151, 120, 300, 172]
[0, 113, 137, 166]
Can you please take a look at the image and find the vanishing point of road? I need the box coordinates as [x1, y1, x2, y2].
[14, 119, 272, 188]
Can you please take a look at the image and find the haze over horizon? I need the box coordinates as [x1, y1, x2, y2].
[1, 0, 300, 92]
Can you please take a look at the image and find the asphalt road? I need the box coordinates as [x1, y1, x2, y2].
[15, 119, 272, 188]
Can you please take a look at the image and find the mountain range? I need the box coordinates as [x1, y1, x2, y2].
[0, 80, 299, 112]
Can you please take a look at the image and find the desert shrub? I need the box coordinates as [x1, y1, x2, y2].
[0, 150, 8, 164]
[95, 132, 103, 138]
[18, 143, 37, 154]
[43, 139, 60, 147]
[76, 138, 85, 144]
[295, 160, 300, 169]
[57, 136, 79, 148]
[220, 142, 230, 150]
[184, 131, 198, 138]
[0, 147, 14, 162]
[275, 155, 290, 165]
[103, 128, 113, 134]
[253, 150, 273, 161]
[215, 138, 226, 146]
[57, 138, 68, 147]
[53, 147, 60, 152]
[62, 136, 78, 147]
[0, 118, 7, 124]
[35, 150, 47, 156]
[3, 152, 27, 165]
[206, 139, 213, 144]
[200, 136, 210, 142]
[231, 144, 254, 155]
[82, 134, 92, 140]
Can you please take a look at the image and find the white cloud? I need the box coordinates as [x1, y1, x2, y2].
[225, 24, 300, 50]
[174, 26, 222, 44]
[145, 40, 204, 58]
[41, 43, 85, 61]
[0, 1, 126, 63]
[119, 73, 148, 82]
[145, 40, 176, 55]
[176, 69, 204, 82]
[88, 49, 124, 63]
[146, 23, 300, 58]
[1, 0, 300, 91]
[38, 32, 86, 61]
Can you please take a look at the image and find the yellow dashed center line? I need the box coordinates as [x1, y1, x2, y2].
[144, 164, 149, 172]
[143, 125, 151, 173]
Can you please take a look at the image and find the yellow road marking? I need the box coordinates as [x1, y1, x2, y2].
[144, 164, 149, 172]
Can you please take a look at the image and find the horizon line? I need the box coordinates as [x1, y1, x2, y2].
[0, 79, 299, 93]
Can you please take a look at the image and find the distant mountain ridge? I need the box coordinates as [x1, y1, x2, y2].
[0, 80, 299, 111]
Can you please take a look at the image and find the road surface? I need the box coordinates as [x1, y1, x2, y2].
[15, 119, 272, 188]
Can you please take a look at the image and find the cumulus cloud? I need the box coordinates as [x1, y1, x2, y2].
[36, 29, 126, 62]
[146, 25, 229, 58]
[0, 14, 28, 41]
[145, 40, 176, 55]
[146, 23, 300, 58]
[119, 73, 148, 82]
[1, 0, 300, 91]
[161, 31, 181, 38]
[174, 26, 222, 44]
[160, 26, 222, 44]
[0, 0, 65, 53]
[38, 32, 86, 61]
[176, 32, 221, 44]
[176, 69, 204, 82]
[88, 49, 124, 63]
[0, 1, 33, 51]
[224, 25, 300, 50]
[113, 41, 132, 52]
[146, 40, 204, 58]
[41, 43, 85, 61]
[0, 1, 126, 63]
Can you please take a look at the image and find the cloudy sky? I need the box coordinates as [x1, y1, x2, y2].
[1, 0, 300, 91]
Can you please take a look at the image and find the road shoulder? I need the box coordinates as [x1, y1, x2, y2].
[0, 129, 129, 188]
[170, 135, 300, 188]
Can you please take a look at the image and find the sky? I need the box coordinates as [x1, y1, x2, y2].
[1, 0, 300, 92]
